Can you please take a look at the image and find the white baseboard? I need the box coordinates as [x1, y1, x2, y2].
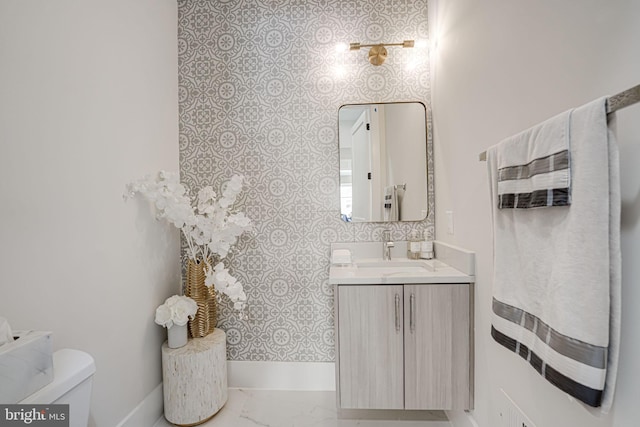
[446, 410, 480, 427]
[227, 361, 336, 391]
[116, 383, 163, 427]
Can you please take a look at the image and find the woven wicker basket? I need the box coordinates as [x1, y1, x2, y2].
[185, 258, 217, 338]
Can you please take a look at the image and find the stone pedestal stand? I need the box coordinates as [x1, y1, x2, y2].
[161, 328, 227, 426]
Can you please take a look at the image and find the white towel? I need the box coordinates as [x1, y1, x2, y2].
[383, 186, 398, 221]
[494, 109, 572, 209]
[487, 97, 620, 412]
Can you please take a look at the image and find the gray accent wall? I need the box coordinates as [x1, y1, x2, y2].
[178, 0, 433, 362]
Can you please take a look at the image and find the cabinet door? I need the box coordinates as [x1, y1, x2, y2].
[337, 285, 404, 409]
[404, 284, 470, 410]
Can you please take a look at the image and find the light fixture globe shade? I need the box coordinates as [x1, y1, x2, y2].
[368, 45, 387, 66]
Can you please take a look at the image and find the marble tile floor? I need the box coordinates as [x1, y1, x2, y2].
[154, 389, 451, 427]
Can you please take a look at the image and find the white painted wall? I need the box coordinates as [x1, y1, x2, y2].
[429, 1, 640, 426]
[0, 1, 179, 426]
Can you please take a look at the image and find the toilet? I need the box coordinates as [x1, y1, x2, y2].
[19, 349, 96, 427]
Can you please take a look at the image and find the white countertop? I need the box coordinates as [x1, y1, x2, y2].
[329, 258, 474, 285]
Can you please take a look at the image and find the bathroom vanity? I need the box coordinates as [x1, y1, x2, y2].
[330, 242, 475, 415]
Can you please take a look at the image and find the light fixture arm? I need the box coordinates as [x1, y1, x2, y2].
[349, 40, 415, 66]
[349, 40, 415, 51]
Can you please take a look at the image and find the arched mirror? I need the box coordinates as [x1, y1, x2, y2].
[338, 102, 428, 222]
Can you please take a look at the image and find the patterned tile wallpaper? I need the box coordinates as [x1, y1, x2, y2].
[178, 0, 433, 362]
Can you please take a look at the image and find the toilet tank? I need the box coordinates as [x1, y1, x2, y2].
[20, 349, 96, 427]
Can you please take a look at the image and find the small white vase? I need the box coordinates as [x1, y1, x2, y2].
[167, 324, 188, 349]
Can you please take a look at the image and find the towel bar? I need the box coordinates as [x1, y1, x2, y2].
[478, 84, 640, 161]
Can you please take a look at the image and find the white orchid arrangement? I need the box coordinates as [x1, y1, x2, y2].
[125, 171, 252, 311]
[155, 295, 198, 329]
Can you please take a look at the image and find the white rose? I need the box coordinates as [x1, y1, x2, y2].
[155, 304, 173, 328]
[171, 302, 191, 326]
[164, 295, 182, 307]
[183, 297, 198, 316]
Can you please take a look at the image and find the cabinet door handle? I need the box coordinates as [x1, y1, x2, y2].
[395, 294, 401, 332]
[410, 293, 416, 333]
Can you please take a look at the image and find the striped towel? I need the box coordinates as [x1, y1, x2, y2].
[487, 97, 621, 412]
[383, 185, 398, 221]
[495, 110, 572, 209]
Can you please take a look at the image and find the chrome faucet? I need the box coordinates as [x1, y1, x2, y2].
[382, 230, 394, 261]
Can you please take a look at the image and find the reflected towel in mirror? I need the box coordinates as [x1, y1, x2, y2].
[383, 186, 399, 221]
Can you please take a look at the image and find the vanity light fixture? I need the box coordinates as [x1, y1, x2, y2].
[349, 40, 415, 66]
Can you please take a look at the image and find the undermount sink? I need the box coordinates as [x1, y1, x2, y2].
[354, 259, 448, 273]
[329, 241, 476, 285]
[330, 256, 468, 285]
[355, 260, 425, 268]
[358, 265, 432, 274]
[353, 266, 431, 276]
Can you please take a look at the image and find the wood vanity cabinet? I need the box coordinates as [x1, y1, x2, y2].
[336, 283, 471, 411]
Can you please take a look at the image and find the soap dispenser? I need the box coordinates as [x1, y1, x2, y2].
[420, 230, 434, 260]
[407, 230, 421, 259]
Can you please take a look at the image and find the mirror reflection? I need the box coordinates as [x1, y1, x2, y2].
[338, 102, 428, 222]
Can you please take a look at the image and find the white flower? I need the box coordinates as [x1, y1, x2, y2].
[204, 266, 216, 287]
[218, 196, 233, 209]
[204, 261, 247, 309]
[208, 239, 232, 259]
[127, 171, 252, 314]
[191, 216, 213, 246]
[226, 174, 244, 194]
[226, 282, 246, 302]
[197, 186, 217, 215]
[154, 295, 198, 329]
[210, 262, 232, 289]
[228, 212, 251, 228]
[165, 295, 181, 306]
[158, 170, 173, 180]
[220, 175, 244, 207]
[171, 303, 192, 326]
[155, 304, 173, 328]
